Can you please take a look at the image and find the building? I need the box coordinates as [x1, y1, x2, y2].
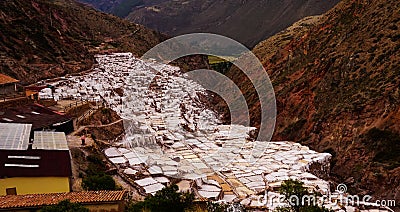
[0, 73, 19, 95]
[25, 85, 55, 100]
[24, 86, 46, 100]
[0, 123, 72, 195]
[0, 190, 126, 211]
[0, 103, 74, 133]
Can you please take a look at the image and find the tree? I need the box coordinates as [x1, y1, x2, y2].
[82, 172, 116, 191]
[127, 185, 194, 212]
[40, 200, 89, 212]
[81, 152, 118, 191]
[279, 179, 309, 212]
[278, 179, 332, 212]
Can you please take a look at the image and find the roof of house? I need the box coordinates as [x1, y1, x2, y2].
[0, 123, 71, 178]
[0, 103, 71, 131]
[0, 190, 126, 209]
[0, 123, 32, 150]
[0, 73, 19, 85]
[33, 131, 69, 150]
[24, 85, 47, 92]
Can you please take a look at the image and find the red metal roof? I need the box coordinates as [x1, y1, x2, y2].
[0, 190, 126, 209]
[0, 103, 71, 131]
[0, 74, 19, 85]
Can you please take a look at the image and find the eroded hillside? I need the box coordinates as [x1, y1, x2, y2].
[0, 0, 166, 84]
[226, 0, 400, 201]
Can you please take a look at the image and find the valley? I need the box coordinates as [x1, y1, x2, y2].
[0, 0, 398, 211]
[79, 0, 340, 47]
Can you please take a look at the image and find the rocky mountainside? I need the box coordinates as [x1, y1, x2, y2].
[79, 0, 340, 47]
[0, 0, 166, 85]
[225, 0, 400, 201]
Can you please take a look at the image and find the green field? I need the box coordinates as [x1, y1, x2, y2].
[208, 55, 237, 64]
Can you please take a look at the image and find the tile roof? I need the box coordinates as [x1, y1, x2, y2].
[0, 73, 19, 85]
[0, 190, 126, 209]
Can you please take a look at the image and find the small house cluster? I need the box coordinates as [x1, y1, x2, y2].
[0, 73, 19, 96]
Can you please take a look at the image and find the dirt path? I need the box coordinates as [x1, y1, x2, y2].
[73, 119, 123, 136]
[67, 135, 94, 191]
[67, 135, 95, 148]
[67, 134, 142, 200]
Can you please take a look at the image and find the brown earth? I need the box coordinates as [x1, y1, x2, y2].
[223, 0, 400, 203]
[78, 107, 124, 142]
[0, 0, 164, 85]
[0, 0, 167, 84]
[0, 0, 209, 85]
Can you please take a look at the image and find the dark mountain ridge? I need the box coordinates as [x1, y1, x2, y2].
[79, 0, 340, 47]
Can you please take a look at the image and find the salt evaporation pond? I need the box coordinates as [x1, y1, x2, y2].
[44, 53, 332, 203]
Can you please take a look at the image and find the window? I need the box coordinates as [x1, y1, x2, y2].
[6, 187, 17, 195]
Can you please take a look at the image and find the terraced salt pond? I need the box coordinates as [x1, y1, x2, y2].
[43, 53, 332, 205]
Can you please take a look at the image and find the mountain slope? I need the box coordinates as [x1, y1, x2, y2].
[79, 0, 340, 47]
[0, 0, 166, 85]
[226, 0, 400, 201]
[79, 0, 147, 17]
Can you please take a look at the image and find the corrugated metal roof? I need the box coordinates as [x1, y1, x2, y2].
[0, 103, 72, 132]
[0, 190, 126, 209]
[0, 123, 31, 150]
[33, 131, 68, 150]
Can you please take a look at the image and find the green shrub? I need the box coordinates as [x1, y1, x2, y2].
[127, 185, 194, 212]
[277, 180, 333, 212]
[40, 200, 88, 212]
[82, 173, 116, 191]
[87, 154, 104, 166]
